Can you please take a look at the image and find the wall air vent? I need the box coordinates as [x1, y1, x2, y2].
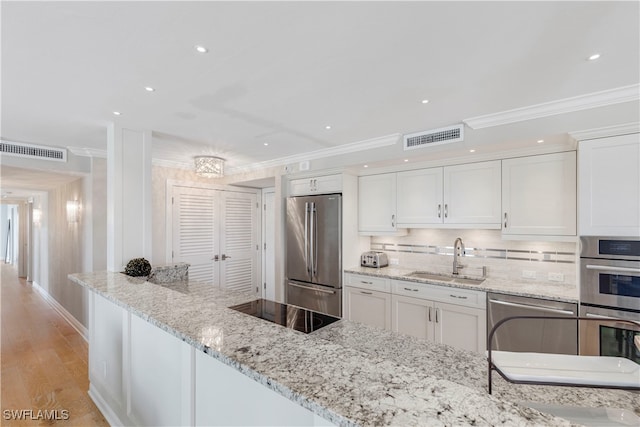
[0, 139, 67, 162]
[403, 124, 464, 151]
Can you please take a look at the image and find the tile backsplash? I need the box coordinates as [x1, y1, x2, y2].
[370, 229, 577, 286]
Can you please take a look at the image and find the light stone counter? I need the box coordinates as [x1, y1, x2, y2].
[69, 271, 636, 426]
[345, 266, 578, 303]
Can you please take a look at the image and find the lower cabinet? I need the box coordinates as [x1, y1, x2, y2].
[344, 286, 392, 330]
[88, 291, 334, 427]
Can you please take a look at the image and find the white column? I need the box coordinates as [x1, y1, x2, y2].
[107, 123, 152, 271]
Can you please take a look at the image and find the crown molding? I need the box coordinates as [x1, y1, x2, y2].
[463, 84, 640, 130]
[569, 122, 640, 141]
[67, 146, 107, 158]
[226, 133, 401, 175]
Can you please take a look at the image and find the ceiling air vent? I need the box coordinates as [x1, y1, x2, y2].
[403, 124, 464, 151]
[0, 140, 67, 162]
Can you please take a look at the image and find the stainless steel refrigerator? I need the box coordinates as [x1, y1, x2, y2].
[285, 194, 342, 317]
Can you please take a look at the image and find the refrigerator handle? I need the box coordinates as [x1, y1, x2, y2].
[304, 202, 311, 273]
[313, 202, 318, 277]
[310, 202, 315, 277]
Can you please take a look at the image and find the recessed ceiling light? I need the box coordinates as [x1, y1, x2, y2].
[325, 125, 331, 130]
[537, 139, 544, 143]
[263, 142, 269, 146]
[469, 149, 476, 153]
[363, 165, 368, 168]
[588, 53, 601, 61]
[195, 45, 208, 54]
[145, 86, 155, 92]
[113, 111, 121, 116]
[404, 159, 409, 162]
[421, 99, 430, 104]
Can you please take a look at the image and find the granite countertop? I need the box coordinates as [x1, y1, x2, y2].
[345, 266, 579, 303]
[69, 271, 637, 426]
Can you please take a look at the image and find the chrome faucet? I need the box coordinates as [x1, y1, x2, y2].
[452, 237, 465, 275]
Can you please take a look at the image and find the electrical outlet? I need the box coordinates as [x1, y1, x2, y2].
[389, 258, 399, 265]
[522, 270, 536, 279]
[548, 272, 564, 282]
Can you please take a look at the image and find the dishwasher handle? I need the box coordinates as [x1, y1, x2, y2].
[488, 298, 575, 316]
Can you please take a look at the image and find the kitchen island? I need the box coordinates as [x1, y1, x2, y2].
[69, 271, 638, 426]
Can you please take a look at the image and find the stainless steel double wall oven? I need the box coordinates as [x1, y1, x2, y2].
[579, 236, 640, 363]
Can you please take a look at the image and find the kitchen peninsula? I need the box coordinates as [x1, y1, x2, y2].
[69, 271, 639, 426]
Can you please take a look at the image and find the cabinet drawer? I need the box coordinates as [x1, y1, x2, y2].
[345, 273, 391, 293]
[392, 280, 486, 309]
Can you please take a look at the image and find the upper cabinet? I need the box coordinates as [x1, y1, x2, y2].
[579, 133, 640, 237]
[358, 173, 406, 235]
[289, 174, 342, 196]
[395, 160, 502, 228]
[502, 151, 576, 237]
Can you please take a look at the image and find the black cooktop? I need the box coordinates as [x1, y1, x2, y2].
[228, 299, 340, 334]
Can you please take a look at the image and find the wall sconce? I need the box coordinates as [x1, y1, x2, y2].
[66, 200, 80, 223]
[194, 156, 225, 178]
[32, 208, 42, 226]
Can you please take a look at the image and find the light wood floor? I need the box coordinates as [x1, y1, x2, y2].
[1, 264, 108, 426]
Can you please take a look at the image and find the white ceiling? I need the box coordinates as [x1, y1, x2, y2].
[2, 1, 639, 174]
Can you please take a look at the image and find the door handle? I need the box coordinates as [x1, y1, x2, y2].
[289, 282, 336, 295]
[585, 265, 640, 274]
[488, 299, 575, 315]
[304, 202, 310, 274]
[438, 204, 441, 218]
[221, 254, 231, 260]
[504, 212, 508, 229]
[435, 308, 439, 323]
[212, 255, 219, 261]
[428, 307, 432, 322]
[391, 214, 395, 228]
[444, 204, 448, 218]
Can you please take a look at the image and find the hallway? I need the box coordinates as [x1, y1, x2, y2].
[1, 264, 107, 426]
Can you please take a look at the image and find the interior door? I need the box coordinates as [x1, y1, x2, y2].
[172, 186, 219, 284]
[219, 191, 258, 294]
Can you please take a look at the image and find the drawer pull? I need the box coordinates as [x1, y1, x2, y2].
[360, 291, 373, 295]
[360, 281, 373, 285]
[449, 294, 468, 299]
[404, 287, 418, 292]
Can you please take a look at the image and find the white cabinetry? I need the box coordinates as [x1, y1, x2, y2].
[443, 161, 502, 226]
[395, 161, 502, 228]
[289, 174, 342, 196]
[579, 133, 640, 236]
[358, 173, 406, 235]
[391, 280, 486, 354]
[344, 273, 391, 330]
[502, 152, 576, 237]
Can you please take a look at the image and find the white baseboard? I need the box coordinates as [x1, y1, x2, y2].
[32, 281, 88, 342]
[88, 384, 127, 427]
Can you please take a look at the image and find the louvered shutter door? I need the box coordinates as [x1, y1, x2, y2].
[219, 192, 258, 294]
[172, 186, 219, 284]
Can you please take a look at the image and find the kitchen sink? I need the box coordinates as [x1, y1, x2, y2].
[406, 271, 485, 286]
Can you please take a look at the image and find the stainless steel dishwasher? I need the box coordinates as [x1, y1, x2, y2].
[487, 293, 578, 354]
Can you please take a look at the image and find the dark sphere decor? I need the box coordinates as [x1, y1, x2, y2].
[124, 258, 152, 277]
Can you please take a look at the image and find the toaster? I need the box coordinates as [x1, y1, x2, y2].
[361, 251, 389, 268]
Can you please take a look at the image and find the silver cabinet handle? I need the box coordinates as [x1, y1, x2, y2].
[391, 214, 395, 227]
[585, 265, 640, 274]
[304, 202, 310, 274]
[435, 308, 439, 323]
[403, 287, 418, 292]
[360, 280, 373, 285]
[221, 254, 231, 260]
[444, 204, 448, 218]
[428, 306, 432, 322]
[504, 212, 508, 229]
[360, 291, 373, 295]
[449, 294, 467, 299]
[438, 204, 441, 218]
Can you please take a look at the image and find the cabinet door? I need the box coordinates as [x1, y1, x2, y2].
[289, 178, 313, 196]
[579, 134, 640, 236]
[314, 174, 342, 194]
[502, 152, 576, 236]
[344, 286, 391, 330]
[396, 168, 443, 226]
[358, 173, 398, 233]
[391, 294, 434, 342]
[434, 301, 486, 354]
[444, 161, 501, 226]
